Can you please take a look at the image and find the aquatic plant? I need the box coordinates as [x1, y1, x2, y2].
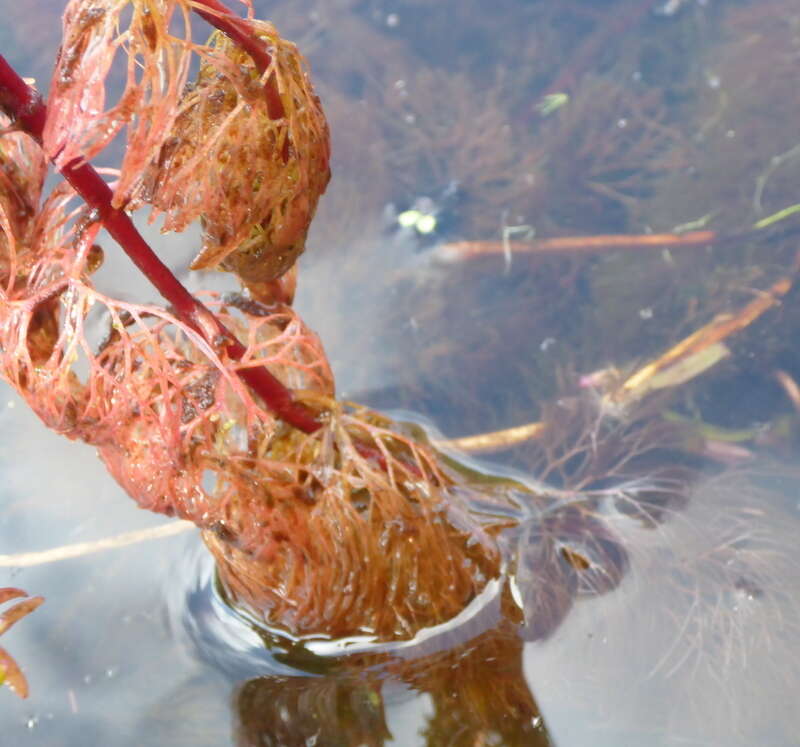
[0, 0, 630, 688]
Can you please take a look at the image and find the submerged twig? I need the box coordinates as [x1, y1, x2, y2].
[605, 276, 793, 412]
[433, 230, 716, 262]
[0, 522, 194, 568]
[437, 422, 548, 454]
[775, 369, 800, 415]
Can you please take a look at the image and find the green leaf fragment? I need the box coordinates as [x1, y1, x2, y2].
[537, 92, 569, 116]
[753, 203, 800, 230]
[645, 342, 730, 393]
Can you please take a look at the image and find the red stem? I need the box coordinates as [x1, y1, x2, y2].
[191, 0, 286, 120]
[0, 54, 320, 434]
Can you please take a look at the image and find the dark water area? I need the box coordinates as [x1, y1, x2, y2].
[3, 0, 800, 744]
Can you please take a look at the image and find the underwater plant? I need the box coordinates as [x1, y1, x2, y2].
[0, 2, 634, 715]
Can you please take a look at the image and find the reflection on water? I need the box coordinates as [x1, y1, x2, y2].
[169, 533, 551, 746]
[2, 0, 800, 744]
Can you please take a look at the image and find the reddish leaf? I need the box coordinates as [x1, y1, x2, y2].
[0, 647, 29, 699]
[0, 596, 44, 637]
[0, 588, 26, 606]
[0, 589, 44, 698]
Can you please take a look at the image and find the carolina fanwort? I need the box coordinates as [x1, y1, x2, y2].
[0, 0, 618, 653]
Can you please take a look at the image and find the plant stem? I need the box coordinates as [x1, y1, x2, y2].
[434, 230, 717, 262]
[0, 54, 321, 434]
[191, 0, 286, 120]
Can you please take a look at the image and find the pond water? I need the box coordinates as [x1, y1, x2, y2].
[2, 0, 800, 744]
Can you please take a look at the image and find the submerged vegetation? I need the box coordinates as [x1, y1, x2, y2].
[0, 589, 42, 698]
[1, 0, 800, 744]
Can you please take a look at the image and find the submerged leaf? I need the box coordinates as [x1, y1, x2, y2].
[45, 0, 194, 191]
[0, 588, 26, 606]
[0, 648, 28, 699]
[135, 23, 330, 290]
[0, 589, 43, 699]
[44, 0, 330, 297]
[0, 596, 44, 637]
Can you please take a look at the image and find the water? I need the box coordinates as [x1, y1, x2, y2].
[2, 0, 800, 744]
